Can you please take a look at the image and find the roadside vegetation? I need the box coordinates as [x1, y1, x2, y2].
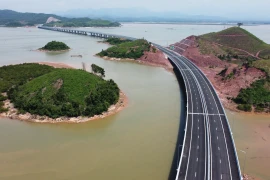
[97, 39, 151, 59]
[41, 41, 70, 51]
[233, 79, 270, 112]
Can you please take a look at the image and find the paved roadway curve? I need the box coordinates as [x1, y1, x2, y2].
[155, 45, 241, 180]
[38, 26, 241, 180]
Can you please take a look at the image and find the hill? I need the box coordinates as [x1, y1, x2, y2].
[170, 27, 270, 113]
[10, 69, 120, 118]
[199, 27, 270, 59]
[0, 9, 66, 26]
[0, 9, 121, 27]
[0, 63, 55, 93]
[0, 63, 56, 113]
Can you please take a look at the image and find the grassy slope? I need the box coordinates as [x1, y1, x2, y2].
[16, 69, 101, 105]
[253, 59, 270, 77]
[200, 27, 270, 57]
[0, 63, 56, 112]
[11, 69, 120, 118]
[97, 39, 150, 59]
[0, 63, 55, 92]
[197, 27, 270, 112]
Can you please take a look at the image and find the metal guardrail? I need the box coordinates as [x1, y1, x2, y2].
[166, 56, 189, 180]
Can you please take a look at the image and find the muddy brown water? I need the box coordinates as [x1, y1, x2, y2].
[0, 24, 269, 180]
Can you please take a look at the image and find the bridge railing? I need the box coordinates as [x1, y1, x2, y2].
[167, 56, 189, 180]
[38, 26, 137, 41]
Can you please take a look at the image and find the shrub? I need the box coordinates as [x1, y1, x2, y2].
[237, 104, 252, 112]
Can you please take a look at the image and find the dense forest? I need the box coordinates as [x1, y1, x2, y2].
[97, 39, 151, 59]
[41, 41, 70, 51]
[0, 63, 120, 118]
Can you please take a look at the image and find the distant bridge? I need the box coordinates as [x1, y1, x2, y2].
[38, 26, 242, 180]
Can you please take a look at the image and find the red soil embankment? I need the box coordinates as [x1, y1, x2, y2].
[171, 37, 267, 112]
[138, 46, 173, 70]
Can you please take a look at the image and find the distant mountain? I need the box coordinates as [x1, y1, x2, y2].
[0, 9, 120, 27]
[56, 8, 270, 24]
[57, 8, 229, 23]
[0, 9, 67, 26]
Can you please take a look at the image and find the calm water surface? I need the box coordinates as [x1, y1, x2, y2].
[0, 23, 269, 180]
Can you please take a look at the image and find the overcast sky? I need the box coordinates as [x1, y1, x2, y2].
[1, 0, 270, 20]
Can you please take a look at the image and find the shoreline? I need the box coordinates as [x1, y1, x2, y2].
[95, 55, 174, 72]
[0, 91, 128, 124]
[35, 49, 70, 53]
[37, 62, 75, 69]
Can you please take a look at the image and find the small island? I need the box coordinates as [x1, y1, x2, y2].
[97, 38, 173, 69]
[0, 63, 127, 123]
[39, 41, 70, 52]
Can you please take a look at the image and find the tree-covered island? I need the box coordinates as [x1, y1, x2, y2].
[39, 41, 70, 51]
[0, 63, 125, 122]
[97, 38, 151, 59]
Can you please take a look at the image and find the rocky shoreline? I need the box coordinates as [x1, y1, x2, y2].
[0, 91, 128, 123]
[35, 48, 70, 53]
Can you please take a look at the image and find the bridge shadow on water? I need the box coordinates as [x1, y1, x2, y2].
[168, 59, 187, 180]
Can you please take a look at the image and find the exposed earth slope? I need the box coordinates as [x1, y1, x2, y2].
[171, 27, 270, 113]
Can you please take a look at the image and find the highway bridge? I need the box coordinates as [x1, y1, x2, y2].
[38, 26, 242, 180]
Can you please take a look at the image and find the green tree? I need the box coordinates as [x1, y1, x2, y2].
[237, 23, 243, 27]
[91, 64, 105, 77]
